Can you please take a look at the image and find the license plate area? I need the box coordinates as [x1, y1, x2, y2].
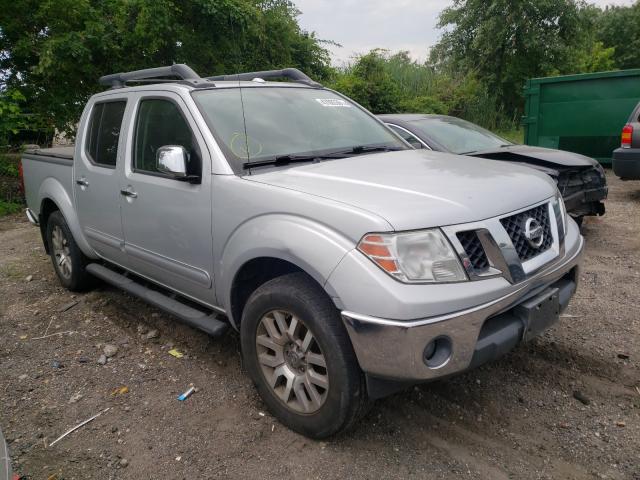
[514, 288, 560, 342]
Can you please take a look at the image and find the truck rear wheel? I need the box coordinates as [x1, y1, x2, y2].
[46, 211, 94, 291]
[240, 272, 368, 438]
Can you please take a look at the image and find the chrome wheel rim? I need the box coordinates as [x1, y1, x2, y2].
[51, 225, 72, 280]
[256, 310, 329, 414]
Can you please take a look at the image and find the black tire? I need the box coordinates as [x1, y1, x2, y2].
[46, 210, 95, 291]
[572, 215, 584, 228]
[240, 272, 368, 438]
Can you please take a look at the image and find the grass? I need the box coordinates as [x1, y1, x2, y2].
[495, 128, 524, 144]
[0, 260, 24, 279]
[0, 200, 22, 216]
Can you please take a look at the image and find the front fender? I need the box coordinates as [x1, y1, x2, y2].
[38, 177, 97, 259]
[217, 214, 356, 325]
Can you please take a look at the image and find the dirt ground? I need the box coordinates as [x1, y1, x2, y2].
[1, 171, 639, 480]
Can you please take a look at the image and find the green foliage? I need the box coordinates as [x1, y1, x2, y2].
[2, 0, 638, 143]
[422, 0, 640, 125]
[574, 41, 616, 73]
[430, 0, 591, 116]
[595, 2, 640, 70]
[0, 200, 21, 216]
[331, 50, 401, 113]
[0, 154, 24, 206]
[0, 154, 20, 177]
[330, 50, 515, 130]
[0, 90, 27, 146]
[398, 96, 448, 115]
[0, 0, 333, 135]
[495, 128, 524, 145]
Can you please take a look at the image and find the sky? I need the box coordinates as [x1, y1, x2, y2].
[293, 0, 637, 65]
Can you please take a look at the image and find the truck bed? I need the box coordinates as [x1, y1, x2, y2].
[24, 146, 75, 160]
[22, 147, 75, 217]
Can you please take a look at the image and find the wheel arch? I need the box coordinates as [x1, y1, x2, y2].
[230, 257, 300, 329]
[37, 178, 96, 258]
[220, 215, 354, 329]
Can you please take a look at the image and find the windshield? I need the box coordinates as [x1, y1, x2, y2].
[409, 117, 511, 154]
[192, 87, 406, 170]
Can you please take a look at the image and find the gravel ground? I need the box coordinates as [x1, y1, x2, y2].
[0, 171, 638, 480]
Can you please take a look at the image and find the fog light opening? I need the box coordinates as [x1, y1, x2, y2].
[423, 336, 452, 369]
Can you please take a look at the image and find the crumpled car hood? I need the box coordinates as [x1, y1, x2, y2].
[468, 144, 600, 169]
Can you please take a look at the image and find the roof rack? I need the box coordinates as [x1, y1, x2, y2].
[206, 68, 322, 87]
[99, 64, 213, 89]
[98, 64, 321, 89]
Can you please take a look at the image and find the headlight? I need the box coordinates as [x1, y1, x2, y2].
[594, 162, 605, 179]
[357, 229, 467, 283]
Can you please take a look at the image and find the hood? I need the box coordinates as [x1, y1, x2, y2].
[246, 150, 557, 231]
[468, 145, 600, 169]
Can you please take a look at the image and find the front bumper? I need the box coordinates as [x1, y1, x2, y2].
[340, 233, 583, 382]
[613, 147, 640, 180]
[563, 186, 606, 217]
[557, 167, 607, 218]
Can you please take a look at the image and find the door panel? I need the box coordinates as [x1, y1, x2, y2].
[120, 93, 215, 304]
[74, 100, 127, 264]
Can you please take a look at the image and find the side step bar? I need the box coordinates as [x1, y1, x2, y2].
[86, 263, 228, 338]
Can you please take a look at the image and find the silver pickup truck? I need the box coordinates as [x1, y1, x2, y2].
[22, 64, 583, 438]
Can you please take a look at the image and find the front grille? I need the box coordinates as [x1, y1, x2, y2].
[500, 204, 553, 262]
[457, 231, 490, 272]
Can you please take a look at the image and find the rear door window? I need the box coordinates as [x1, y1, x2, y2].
[86, 101, 127, 167]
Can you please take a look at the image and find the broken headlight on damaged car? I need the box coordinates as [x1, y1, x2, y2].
[357, 229, 467, 283]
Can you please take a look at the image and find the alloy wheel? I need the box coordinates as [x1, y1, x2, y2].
[256, 310, 329, 414]
[51, 225, 72, 280]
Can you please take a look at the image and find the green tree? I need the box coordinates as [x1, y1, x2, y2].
[0, 0, 332, 136]
[430, 0, 591, 116]
[0, 89, 26, 146]
[595, 1, 640, 70]
[331, 50, 401, 113]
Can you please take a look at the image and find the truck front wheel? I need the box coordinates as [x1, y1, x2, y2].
[240, 272, 368, 438]
[46, 211, 94, 291]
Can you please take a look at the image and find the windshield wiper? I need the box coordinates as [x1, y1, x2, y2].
[242, 145, 402, 169]
[242, 154, 336, 170]
[346, 145, 403, 155]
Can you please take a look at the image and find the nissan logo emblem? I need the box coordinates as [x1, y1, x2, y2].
[524, 218, 544, 248]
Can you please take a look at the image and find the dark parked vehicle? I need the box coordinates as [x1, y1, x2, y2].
[612, 101, 640, 180]
[380, 114, 607, 224]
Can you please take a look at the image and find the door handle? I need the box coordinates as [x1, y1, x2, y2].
[120, 189, 138, 199]
[76, 179, 89, 187]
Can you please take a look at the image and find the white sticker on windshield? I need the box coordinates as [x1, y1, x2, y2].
[315, 98, 352, 107]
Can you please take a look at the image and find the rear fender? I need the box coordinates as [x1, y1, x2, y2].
[38, 177, 97, 259]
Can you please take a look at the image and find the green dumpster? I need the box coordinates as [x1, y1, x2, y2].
[523, 69, 640, 164]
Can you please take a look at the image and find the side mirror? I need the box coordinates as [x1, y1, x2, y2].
[156, 146, 189, 178]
